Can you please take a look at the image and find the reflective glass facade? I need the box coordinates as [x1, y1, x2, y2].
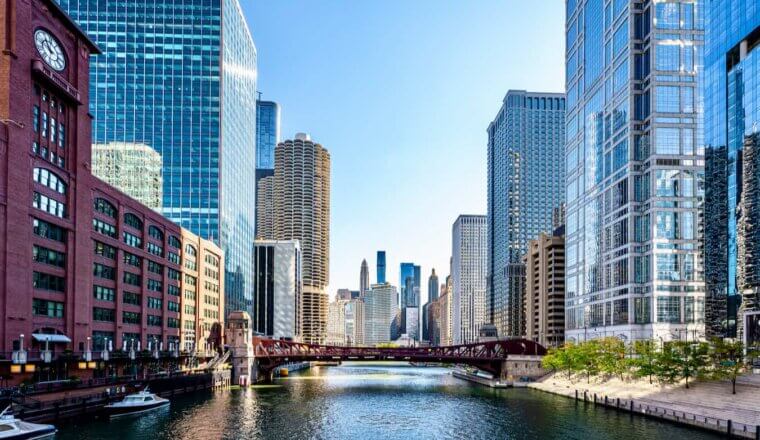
[399, 263, 420, 308]
[377, 250, 386, 284]
[703, 0, 760, 341]
[564, 0, 704, 343]
[60, 0, 257, 315]
[256, 100, 280, 170]
[487, 91, 565, 337]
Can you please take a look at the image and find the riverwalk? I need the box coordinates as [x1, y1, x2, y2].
[529, 373, 760, 438]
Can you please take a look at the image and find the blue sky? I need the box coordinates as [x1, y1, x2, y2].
[243, 1, 565, 304]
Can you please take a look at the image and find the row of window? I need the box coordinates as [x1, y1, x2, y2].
[33, 192, 65, 218]
[33, 245, 65, 268]
[93, 199, 180, 250]
[33, 218, 66, 242]
[33, 298, 64, 318]
[33, 168, 66, 194]
[93, 308, 166, 327]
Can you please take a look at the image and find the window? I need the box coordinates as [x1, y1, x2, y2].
[94, 241, 116, 259]
[147, 279, 163, 293]
[33, 245, 65, 268]
[122, 311, 141, 325]
[168, 252, 181, 265]
[147, 315, 162, 327]
[655, 2, 679, 29]
[93, 218, 117, 238]
[147, 297, 163, 310]
[93, 263, 116, 280]
[168, 318, 179, 329]
[168, 301, 180, 312]
[33, 105, 40, 132]
[168, 285, 180, 296]
[657, 296, 681, 323]
[656, 253, 680, 281]
[185, 245, 197, 257]
[33, 271, 65, 292]
[184, 275, 196, 287]
[93, 285, 115, 302]
[123, 292, 141, 306]
[168, 235, 181, 248]
[634, 297, 651, 324]
[91, 331, 113, 351]
[33, 299, 64, 318]
[168, 268, 181, 281]
[184, 305, 196, 315]
[655, 128, 680, 155]
[33, 192, 65, 218]
[123, 232, 142, 248]
[124, 213, 142, 230]
[93, 307, 115, 322]
[123, 252, 141, 268]
[656, 43, 680, 71]
[148, 226, 163, 240]
[33, 168, 66, 194]
[33, 218, 66, 242]
[146, 242, 163, 257]
[123, 272, 141, 287]
[656, 86, 680, 113]
[147, 260, 163, 275]
[93, 198, 117, 218]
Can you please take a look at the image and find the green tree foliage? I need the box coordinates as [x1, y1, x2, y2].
[597, 337, 627, 380]
[707, 338, 756, 394]
[631, 340, 658, 384]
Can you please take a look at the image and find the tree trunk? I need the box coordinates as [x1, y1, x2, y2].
[732, 378, 736, 395]
[685, 375, 689, 389]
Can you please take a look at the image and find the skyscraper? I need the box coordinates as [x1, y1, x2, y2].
[453, 215, 488, 344]
[399, 262, 421, 308]
[360, 259, 369, 296]
[363, 283, 393, 346]
[252, 240, 302, 340]
[428, 268, 439, 302]
[274, 133, 331, 344]
[60, 0, 258, 316]
[703, 0, 760, 345]
[487, 90, 565, 338]
[255, 99, 280, 240]
[376, 250, 386, 284]
[91, 142, 163, 211]
[564, 0, 704, 342]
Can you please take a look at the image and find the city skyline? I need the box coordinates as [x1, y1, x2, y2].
[243, 1, 564, 296]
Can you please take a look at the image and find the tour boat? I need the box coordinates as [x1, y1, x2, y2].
[103, 388, 170, 418]
[0, 407, 56, 440]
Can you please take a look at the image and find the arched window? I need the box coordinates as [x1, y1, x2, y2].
[93, 198, 117, 218]
[168, 235, 181, 248]
[124, 213, 142, 230]
[33, 167, 66, 194]
[185, 244, 197, 257]
[148, 226, 164, 241]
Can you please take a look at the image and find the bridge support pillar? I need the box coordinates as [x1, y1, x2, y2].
[499, 356, 546, 383]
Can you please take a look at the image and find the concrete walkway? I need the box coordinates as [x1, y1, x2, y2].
[530, 373, 760, 434]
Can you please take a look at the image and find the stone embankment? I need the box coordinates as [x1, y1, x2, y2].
[529, 373, 760, 439]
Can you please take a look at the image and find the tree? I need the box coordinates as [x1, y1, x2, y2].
[707, 338, 757, 394]
[597, 337, 627, 380]
[670, 340, 709, 389]
[654, 342, 681, 385]
[631, 340, 658, 384]
[576, 340, 601, 383]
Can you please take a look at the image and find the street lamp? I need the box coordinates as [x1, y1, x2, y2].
[84, 336, 92, 362]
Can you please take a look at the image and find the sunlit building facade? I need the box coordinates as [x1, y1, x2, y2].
[60, 0, 259, 316]
[487, 90, 566, 338]
[703, 0, 760, 346]
[91, 142, 163, 211]
[564, 0, 705, 343]
[452, 215, 488, 344]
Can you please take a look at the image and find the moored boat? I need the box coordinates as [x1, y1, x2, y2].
[103, 388, 170, 418]
[0, 407, 56, 440]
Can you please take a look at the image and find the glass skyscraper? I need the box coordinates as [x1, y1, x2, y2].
[487, 90, 566, 338]
[60, 0, 258, 315]
[256, 100, 280, 170]
[399, 262, 420, 308]
[377, 250, 386, 284]
[564, 0, 704, 343]
[703, 0, 760, 345]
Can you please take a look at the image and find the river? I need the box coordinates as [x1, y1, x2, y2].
[56, 362, 721, 439]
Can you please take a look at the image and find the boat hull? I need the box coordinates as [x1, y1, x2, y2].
[0, 427, 56, 440]
[105, 400, 170, 419]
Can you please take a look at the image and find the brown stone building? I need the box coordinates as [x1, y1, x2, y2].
[523, 231, 565, 347]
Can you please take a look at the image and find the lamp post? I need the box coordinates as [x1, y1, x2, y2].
[84, 336, 92, 362]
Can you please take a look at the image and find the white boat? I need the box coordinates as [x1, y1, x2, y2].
[0, 407, 56, 440]
[103, 388, 169, 418]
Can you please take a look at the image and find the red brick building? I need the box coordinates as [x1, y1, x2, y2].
[0, 0, 223, 383]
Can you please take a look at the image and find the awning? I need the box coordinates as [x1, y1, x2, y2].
[31, 333, 71, 343]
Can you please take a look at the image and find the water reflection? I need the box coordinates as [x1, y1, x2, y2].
[57, 362, 721, 440]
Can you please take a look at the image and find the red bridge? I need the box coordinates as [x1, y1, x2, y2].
[250, 337, 547, 382]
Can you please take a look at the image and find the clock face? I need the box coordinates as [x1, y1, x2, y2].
[34, 29, 66, 71]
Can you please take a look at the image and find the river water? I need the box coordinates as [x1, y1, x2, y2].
[56, 362, 721, 439]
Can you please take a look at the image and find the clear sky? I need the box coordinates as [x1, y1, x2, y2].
[243, 1, 565, 306]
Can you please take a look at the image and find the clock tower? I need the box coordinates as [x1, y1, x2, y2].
[0, 0, 99, 352]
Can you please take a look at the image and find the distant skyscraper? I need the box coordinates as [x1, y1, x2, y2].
[377, 250, 386, 284]
[360, 259, 370, 296]
[336, 289, 353, 301]
[704, 0, 760, 345]
[363, 283, 393, 346]
[399, 263, 421, 308]
[326, 300, 347, 346]
[274, 133, 331, 344]
[252, 240, 302, 339]
[61, 0, 259, 316]
[345, 298, 364, 346]
[91, 142, 163, 211]
[428, 268, 439, 302]
[453, 215, 488, 344]
[487, 90, 565, 339]
[255, 99, 280, 240]
[564, 0, 704, 343]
